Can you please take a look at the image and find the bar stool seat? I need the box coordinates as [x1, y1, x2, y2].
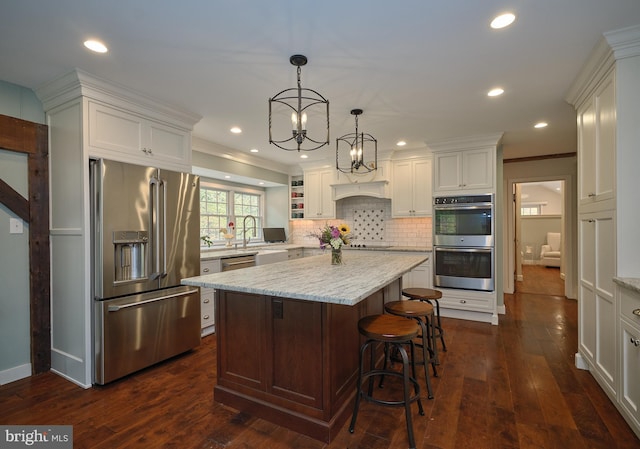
[384, 300, 437, 399]
[402, 288, 447, 362]
[349, 314, 424, 449]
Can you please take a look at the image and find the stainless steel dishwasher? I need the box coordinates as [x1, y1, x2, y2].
[220, 254, 256, 271]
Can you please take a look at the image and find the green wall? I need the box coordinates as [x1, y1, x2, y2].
[0, 80, 45, 383]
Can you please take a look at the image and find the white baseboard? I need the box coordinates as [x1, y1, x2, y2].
[439, 308, 498, 325]
[0, 363, 32, 385]
[575, 352, 589, 370]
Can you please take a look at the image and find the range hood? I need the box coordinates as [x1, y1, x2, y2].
[331, 180, 390, 200]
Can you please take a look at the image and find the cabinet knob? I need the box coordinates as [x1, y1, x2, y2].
[630, 337, 640, 347]
[203, 298, 210, 303]
[203, 267, 210, 273]
[460, 299, 467, 304]
[588, 192, 596, 198]
[203, 314, 210, 320]
[633, 308, 640, 317]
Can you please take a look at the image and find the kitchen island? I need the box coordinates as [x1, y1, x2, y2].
[181, 252, 428, 442]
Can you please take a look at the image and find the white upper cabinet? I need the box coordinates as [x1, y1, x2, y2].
[433, 147, 494, 194]
[88, 101, 191, 171]
[577, 68, 616, 210]
[391, 157, 432, 217]
[304, 168, 335, 219]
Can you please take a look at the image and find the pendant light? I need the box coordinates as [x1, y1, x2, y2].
[336, 109, 377, 173]
[268, 55, 330, 152]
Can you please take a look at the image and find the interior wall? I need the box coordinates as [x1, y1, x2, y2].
[503, 156, 577, 299]
[0, 80, 45, 384]
[521, 216, 562, 263]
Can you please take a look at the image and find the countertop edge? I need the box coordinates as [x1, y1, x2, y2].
[613, 277, 640, 294]
[184, 253, 428, 306]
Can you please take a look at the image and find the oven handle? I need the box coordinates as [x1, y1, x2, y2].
[435, 246, 493, 253]
[433, 203, 492, 210]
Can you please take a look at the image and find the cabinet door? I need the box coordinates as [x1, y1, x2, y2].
[594, 73, 616, 203]
[391, 160, 414, 216]
[434, 152, 462, 192]
[392, 158, 432, 217]
[147, 120, 189, 164]
[462, 149, 493, 191]
[578, 101, 596, 205]
[620, 318, 640, 428]
[579, 211, 616, 392]
[89, 101, 143, 155]
[578, 70, 616, 208]
[304, 169, 335, 219]
[412, 158, 433, 215]
[402, 259, 432, 289]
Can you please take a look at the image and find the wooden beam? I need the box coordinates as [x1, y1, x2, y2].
[29, 124, 51, 374]
[0, 178, 29, 221]
[0, 115, 39, 155]
[503, 152, 576, 164]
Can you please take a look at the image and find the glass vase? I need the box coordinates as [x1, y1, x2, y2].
[331, 248, 343, 265]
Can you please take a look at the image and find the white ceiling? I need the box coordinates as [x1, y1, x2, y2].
[2, 1, 640, 173]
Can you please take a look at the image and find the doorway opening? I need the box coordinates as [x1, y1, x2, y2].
[514, 180, 565, 297]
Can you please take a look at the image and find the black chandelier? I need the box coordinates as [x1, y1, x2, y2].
[336, 109, 377, 173]
[268, 55, 330, 152]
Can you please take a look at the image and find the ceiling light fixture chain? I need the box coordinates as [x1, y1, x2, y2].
[336, 108, 377, 174]
[268, 54, 330, 152]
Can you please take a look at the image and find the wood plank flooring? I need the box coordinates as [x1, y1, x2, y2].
[2, 271, 639, 448]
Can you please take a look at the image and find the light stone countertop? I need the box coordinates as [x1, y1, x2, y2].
[200, 244, 431, 260]
[614, 277, 640, 294]
[183, 252, 428, 306]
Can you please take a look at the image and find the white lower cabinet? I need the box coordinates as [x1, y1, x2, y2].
[200, 259, 221, 336]
[618, 285, 640, 438]
[401, 254, 432, 289]
[578, 211, 616, 395]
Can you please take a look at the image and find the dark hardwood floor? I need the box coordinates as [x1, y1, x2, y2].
[2, 270, 639, 448]
[517, 264, 565, 297]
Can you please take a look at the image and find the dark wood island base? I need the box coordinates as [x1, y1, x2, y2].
[214, 279, 402, 443]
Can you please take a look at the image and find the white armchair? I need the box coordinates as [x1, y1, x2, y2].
[540, 232, 561, 267]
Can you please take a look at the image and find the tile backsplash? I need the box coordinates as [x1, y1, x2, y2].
[289, 196, 432, 247]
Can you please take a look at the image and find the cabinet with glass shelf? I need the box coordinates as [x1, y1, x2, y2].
[290, 175, 305, 219]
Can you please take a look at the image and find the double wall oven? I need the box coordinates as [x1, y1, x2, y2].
[433, 194, 495, 292]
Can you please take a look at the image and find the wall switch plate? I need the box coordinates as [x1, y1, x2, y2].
[9, 218, 24, 234]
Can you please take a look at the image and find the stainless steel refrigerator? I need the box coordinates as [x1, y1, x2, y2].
[90, 158, 201, 384]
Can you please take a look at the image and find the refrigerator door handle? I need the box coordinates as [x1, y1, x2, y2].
[149, 176, 162, 280]
[161, 178, 168, 278]
[107, 288, 199, 312]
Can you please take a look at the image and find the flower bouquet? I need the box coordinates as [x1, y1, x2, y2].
[311, 223, 351, 265]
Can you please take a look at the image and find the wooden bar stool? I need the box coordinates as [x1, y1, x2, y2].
[384, 300, 437, 399]
[349, 314, 424, 449]
[402, 288, 447, 363]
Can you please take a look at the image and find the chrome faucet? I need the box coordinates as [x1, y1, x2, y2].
[242, 215, 257, 249]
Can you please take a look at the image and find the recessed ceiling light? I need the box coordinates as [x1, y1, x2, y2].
[224, 175, 231, 179]
[84, 39, 108, 53]
[259, 182, 265, 185]
[300, 154, 308, 159]
[487, 88, 504, 97]
[396, 140, 407, 147]
[534, 122, 548, 129]
[230, 127, 242, 134]
[250, 148, 259, 153]
[490, 13, 516, 29]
